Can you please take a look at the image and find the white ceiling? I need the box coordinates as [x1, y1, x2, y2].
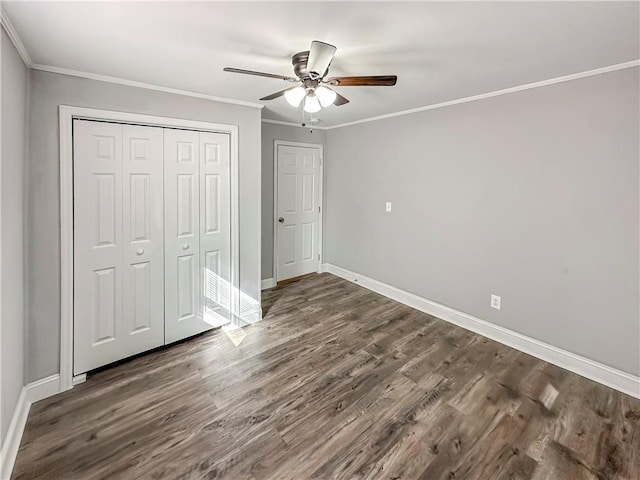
[4, 1, 639, 127]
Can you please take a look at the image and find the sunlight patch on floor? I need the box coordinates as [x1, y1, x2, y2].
[222, 322, 247, 347]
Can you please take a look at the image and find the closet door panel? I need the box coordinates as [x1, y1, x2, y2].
[122, 124, 165, 355]
[74, 120, 124, 374]
[200, 132, 232, 327]
[164, 128, 204, 343]
[74, 120, 235, 373]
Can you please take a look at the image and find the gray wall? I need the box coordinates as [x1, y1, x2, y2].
[261, 122, 326, 280]
[325, 68, 640, 376]
[1, 27, 28, 443]
[27, 70, 262, 382]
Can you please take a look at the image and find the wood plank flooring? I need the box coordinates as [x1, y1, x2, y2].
[12, 273, 640, 479]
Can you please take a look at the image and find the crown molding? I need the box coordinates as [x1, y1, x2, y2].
[327, 60, 640, 130]
[3, 7, 636, 126]
[31, 64, 265, 109]
[0, 8, 263, 110]
[1, 8, 32, 67]
[261, 118, 329, 130]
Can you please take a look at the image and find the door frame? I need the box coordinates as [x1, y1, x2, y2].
[59, 105, 240, 392]
[273, 140, 324, 283]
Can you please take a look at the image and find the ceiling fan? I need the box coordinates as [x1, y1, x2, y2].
[223, 40, 397, 113]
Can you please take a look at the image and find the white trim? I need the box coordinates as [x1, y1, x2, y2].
[72, 374, 87, 386]
[1, 12, 634, 130]
[273, 141, 324, 282]
[59, 107, 73, 392]
[318, 148, 324, 277]
[32, 64, 264, 109]
[26, 374, 60, 404]
[0, 388, 29, 480]
[261, 118, 329, 130]
[0, 8, 32, 67]
[59, 105, 241, 392]
[59, 105, 249, 132]
[326, 60, 640, 130]
[0, 375, 64, 479]
[261, 278, 276, 290]
[323, 263, 640, 399]
[7, 22, 635, 130]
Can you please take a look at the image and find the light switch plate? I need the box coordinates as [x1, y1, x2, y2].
[385, 202, 392, 212]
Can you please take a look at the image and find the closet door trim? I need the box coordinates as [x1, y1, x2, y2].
[60, 105, 240, 392]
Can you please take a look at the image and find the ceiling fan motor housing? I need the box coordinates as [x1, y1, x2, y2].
[292, 51, 329, 80]
[292, 51, 310, 78]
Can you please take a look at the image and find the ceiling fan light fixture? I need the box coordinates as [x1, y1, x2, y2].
[284, 86, 306, 107]
[224, 40, 396, 112]
[303, 93, 321, 113]
[316, 86, 337, 107]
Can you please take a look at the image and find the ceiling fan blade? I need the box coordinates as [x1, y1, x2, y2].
[223, 67, 297, 82]
[331, 89, 350, 106]
[260, 87, 297, 101]
[307, 40, 337, 79]
[325, 75, 397, 86]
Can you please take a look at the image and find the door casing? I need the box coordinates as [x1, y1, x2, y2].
[60, 105, 240, 392]
[273, 140, 324, 283]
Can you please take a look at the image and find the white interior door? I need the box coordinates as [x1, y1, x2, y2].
[73, 120, 164, 374]
[164, 129, 231, 342]
[276, 144, 321, 281]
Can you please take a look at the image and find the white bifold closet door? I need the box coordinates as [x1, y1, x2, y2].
[74, 120, 232, 375]
[163, 129, 231, 344]
[74, 120, 164, 374]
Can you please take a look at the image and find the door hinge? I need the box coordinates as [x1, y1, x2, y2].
[318, 254, 320, 260]
[318, 206, 321, 213]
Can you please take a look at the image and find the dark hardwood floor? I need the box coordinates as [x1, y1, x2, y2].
[12, 273, 640, 479]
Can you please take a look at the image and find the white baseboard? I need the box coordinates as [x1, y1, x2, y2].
[0, 388, 29, 480]
[261, 278, 276, 290]
[0, 374, 61, 479]
[26, 374, 60, 404]
[323, 263, 640, 399]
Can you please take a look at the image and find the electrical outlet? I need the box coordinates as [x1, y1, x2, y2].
[385, 201, 392, 212]
[491, 294, 501, 310]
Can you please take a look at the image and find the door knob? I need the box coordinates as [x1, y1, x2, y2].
[136, 249, 144, 256]
[278, 217, 284, 223]
[182, 244, 190, 250]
